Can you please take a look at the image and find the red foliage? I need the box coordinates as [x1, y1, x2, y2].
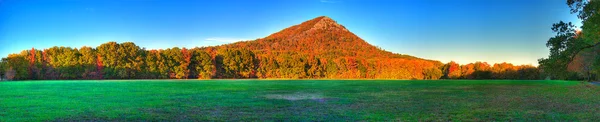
[182, 48, 191, 63]
[448, 62, 459, 74]
[181, 48, 192, 78]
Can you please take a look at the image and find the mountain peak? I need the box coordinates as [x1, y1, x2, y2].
[310, 16, 348, 32]
[223, 16, 429, 61]
[263, 16, 348, 40]
[315, 16, 332, 21]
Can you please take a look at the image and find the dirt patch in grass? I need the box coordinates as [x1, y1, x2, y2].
[52, 114, 118, 122]
[265, 93, 329, 101]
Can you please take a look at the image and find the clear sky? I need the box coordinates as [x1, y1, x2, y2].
[0, 0, 581, 66]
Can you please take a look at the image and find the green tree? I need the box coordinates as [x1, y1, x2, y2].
[96, 42, 120, 79]
[423, 67, 442, 80]
[568, 0, 600, 45]
[190, 49, 214, 79]
[162, 48, 184, 79]
[3, 54, 29, 80]
[325, 59, 339, 78]
[79, 46, 99, 79]
[132, 50, 146, 79]
[540, 0, 600, 81]
[44, 47, 82, 79]
[143, 50, 160, 79]
[117, 42, 142, 78]
[0, 59, 5, 80]
[256, 56, 280, 78]
[306, 56, 325, 78]
[145, 50, 169, 79]
[539, 21, 584, 80]
[217, 48, 256, 78]
[518, 66, 541, 80]
[277, 53, 307, 79]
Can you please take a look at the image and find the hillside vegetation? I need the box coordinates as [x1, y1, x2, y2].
[0, 16, 539, 80]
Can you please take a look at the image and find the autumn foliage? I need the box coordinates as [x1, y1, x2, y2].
[441, 61, 540, 80]
[0, 16, 540, 80]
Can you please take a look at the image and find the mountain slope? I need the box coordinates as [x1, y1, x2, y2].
[220, 16, 429, 60]
[213, 16, 443, 79]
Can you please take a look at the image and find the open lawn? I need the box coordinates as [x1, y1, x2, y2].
[0, 80, 599, 121]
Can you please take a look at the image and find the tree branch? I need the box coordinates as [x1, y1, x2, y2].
[568, 42, 600, 64]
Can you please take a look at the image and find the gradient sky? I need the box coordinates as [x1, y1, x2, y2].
[0, 0, 581, 66]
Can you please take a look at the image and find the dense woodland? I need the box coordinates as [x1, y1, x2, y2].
[0, 16, 544, 80]
[0, 42, 540, 80]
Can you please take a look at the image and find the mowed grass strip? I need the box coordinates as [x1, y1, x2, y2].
[0, 80, 598, 121]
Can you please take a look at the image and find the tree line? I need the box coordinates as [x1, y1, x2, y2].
[0, 41, 541, 80]
[441, 61, 540, 80]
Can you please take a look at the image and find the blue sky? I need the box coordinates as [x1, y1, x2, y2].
[0, 0, 580, 66]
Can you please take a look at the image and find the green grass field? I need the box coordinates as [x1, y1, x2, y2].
[1, 80, 599, 121]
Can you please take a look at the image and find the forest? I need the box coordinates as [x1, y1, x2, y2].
[0, 41, 540, 80]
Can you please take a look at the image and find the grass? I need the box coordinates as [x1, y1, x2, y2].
[0, 80, 599, 121]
